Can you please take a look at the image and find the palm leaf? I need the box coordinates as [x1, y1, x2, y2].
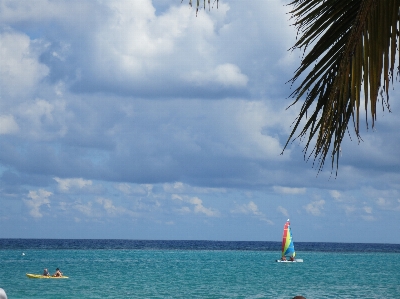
[285, 0, 400, 172]
[183, 0, 218, 13]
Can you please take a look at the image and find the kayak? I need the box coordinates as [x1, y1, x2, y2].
[26, 273, 69, 279]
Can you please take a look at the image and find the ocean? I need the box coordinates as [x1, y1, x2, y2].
[1, 239, 399, 298]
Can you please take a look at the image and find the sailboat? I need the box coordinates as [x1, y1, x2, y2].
[276, 219, 303, 262]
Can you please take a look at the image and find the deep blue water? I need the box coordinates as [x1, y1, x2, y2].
[1, 239, 399, 299]
[1, 239, 399, 252]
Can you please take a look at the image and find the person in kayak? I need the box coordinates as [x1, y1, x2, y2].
[43, 268, 50, 276]
[52, 268, 63, 277]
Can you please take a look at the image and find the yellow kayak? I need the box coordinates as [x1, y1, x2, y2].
[26, 273, 69, 279]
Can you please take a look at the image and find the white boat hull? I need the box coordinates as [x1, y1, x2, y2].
[276, 259, 303, 263]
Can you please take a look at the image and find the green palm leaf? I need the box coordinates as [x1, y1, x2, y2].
[285, 0, 400, 172]
[184, 0, 219, 12]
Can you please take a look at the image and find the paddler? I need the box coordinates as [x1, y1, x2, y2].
[52, 268, 63, 277]
[43, 268, 50, 276]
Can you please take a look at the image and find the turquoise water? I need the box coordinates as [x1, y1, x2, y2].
[1, 249, 400, 298]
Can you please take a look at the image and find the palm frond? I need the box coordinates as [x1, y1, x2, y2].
[285, 0, 400, 172]
[183, 0, 219, 13]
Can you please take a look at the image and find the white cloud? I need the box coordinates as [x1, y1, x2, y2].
[96, 198, 117, 216]
[277, 206, 289, 217]
[330, 190, 357, 204]
[21, 99, 54, 121]
[96, 198, 137, 217]
[54, 177, 93, 192]
[361, 215, 376, 221]
[0, 31, 49, 98]
[24, 189, 52, 218]
[0, 115, 19, 135]
[342, 205, 356, 215]
[330, 190, 342, 201]
[164, 182, 226, 194]
[16, 99, 68, 140]
[72, 198, 135, 218]
[231, 201, 261, 216]
[187, 100, 291, 161]
[231, 201, 273, 224]
[0, 1, 94, 24]
[189, 197, 219, 217]
[374, 197, 400, 211]
[171, 195, 219, 217]
[233, 101, 289, 160]
[273, 186, 306, 195]
[376, 197, 389, 207]
[73, 201, 94, 217]
[92, 1, 163, 79]
[164, 182, 186, 193]
[363, 206, 372, 214]
[185, 63, 248, 87]
[304, 199, 325, 216]
[115, 183, 133, 195]
[172, 194, 183, 201]
[59, 202, 67, 211]
[96, 198, 118, 215]
[115, 183, 153, 196]
[175, 206, 191, 214]
[86, 1, 232, 91]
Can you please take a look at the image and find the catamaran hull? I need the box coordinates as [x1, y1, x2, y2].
[276, 259, 303, 263]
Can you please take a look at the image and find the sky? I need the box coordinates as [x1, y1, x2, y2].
[1, 0, 400, 243]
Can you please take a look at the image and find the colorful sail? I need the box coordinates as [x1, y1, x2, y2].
[281, 219, 295, 258]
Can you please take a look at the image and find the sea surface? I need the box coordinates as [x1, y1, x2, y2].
[1, 239, 400, 299]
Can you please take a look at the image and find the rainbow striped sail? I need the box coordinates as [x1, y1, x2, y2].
[281, 219, 295, 258]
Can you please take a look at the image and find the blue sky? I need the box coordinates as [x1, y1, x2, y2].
[1, 0, 399, 243]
